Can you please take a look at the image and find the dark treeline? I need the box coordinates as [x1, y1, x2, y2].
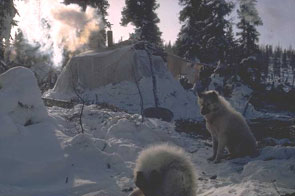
[257, 45, 295, 88]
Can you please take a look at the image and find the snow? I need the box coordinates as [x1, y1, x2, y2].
[193, 145, 295, 196]
[1, 66, 294, 195]
[0, 67, 48, 130]
[0, 67, 67, 191]
[49, 105, 295, 196]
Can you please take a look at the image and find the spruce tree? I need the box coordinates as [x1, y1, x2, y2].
[262, 45, 271, 81]
[175, 0, 233, 64]
[236, 0, 262, 58]
[273, 46, 282, 82]
[121, 0, 162, 45]
[0, 0, 18, 60]
[224, 24, 238, 66]
[290, 52, 295, 87]
[282, 49, 288, 82]
[256, 46, 269, 83]
[204, 0, 234, 63]
[175, 0, 203, 61]
[6, 30, 51, 68]
[164, 41, 173, 53]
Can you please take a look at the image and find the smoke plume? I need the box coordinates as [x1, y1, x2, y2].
[14, 0, 104, 66]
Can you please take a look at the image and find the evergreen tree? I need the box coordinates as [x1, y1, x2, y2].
[121, 0, 162, 45]
[164, 41, 173, 53]
[224, 24, 238, 66]
[175, 0, 204, 61]
[256, 45, 271, 84]
[262, 45, 271, 81]
[266, 45, 273, 57]
[5, 29, 56, 91]
[287, 46, 293, 59]
[175, 0, 233, 64]
[236, 0, 262, 58]
[282, 49, 288, 81]
[273, 46, 282, 82]
[6, 30, 51, 67]
[290, 52, 295, 87]
[0, 0, 18, 60]
[265, 45, 273, 83]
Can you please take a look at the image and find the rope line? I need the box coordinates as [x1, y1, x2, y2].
[131, 46, 145, 122]
[144, 43, 159, 108]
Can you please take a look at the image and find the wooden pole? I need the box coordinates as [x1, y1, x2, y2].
[107, 30, 113, 47]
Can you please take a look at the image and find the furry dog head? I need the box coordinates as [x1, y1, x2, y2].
[129, 144, 197, 196]
[197, 90, 221, 115]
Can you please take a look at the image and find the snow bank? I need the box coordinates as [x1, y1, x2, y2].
[0, 67, 67, 190]
[0, 66, 48, 130]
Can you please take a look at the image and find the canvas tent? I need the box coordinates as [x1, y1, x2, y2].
[47, 44, 201, 120]
[166, 54, 203, 84]
[53, 45, 166, 93]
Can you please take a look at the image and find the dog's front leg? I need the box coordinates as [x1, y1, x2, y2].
[214, 137, 227, 164]
[208, 136, 218, 161]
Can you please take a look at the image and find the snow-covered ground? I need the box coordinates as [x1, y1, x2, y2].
[1, 67, 295, 196]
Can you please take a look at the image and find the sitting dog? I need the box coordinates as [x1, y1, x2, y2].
[198, 90, 257, 163]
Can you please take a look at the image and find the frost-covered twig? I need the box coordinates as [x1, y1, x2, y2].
[70, 66, 85, 134]
[243, 94, 253, 117]
[77, 100, 85, 134]
[132, 47, 144, 122]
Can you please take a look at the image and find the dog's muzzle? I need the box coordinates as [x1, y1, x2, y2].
[201, 107, 210, 115]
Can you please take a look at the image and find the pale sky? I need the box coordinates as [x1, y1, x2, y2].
[108, 0, 295, 48]
[256, 0, 295, 48]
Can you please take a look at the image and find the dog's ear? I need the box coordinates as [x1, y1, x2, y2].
[208, 91, 218, 101]
[197, 91, 205, 98]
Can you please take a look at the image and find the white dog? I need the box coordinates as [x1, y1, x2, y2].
[198, 90, 257, 163]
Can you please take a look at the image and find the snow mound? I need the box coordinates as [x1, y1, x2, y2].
[0, 67, 48, 135]
[45, 45, 201, 120]
[0, 67, 67, 189]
